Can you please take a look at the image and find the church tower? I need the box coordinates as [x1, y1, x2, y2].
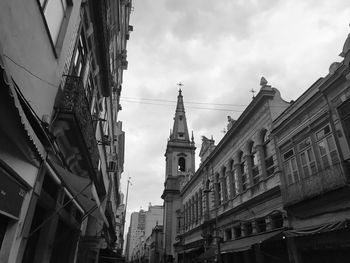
[161, 89, 196, 260]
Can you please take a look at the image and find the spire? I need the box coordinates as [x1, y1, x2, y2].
[170, 89, 190, 141]
[176, 89, 185, 113]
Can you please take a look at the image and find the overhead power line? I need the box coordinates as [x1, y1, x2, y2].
[121, 96, 248, 107]
[120, 99, 244, 112]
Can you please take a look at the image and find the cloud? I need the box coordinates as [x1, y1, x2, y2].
[121, 0, 350, 236]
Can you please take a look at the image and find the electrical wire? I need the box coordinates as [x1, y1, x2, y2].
[3, 54, 58, 88]
[121, 96, 248, 107]
[120, 99, 244, 112]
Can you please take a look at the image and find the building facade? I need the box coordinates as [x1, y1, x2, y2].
[272, 33, 350, 263]
[163, 85, 291, 262]
[126, 205, 164, 263]
[0, 0, 132, 262]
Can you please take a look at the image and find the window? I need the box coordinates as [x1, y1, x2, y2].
[39, 0, 71, 45]
[299, 138, 317, 178]
[225, 228, 232, 241]
[222, 167, 228, 201]
[215, 174, 222, 205]
[256, 218, 266, 233]
[243, 222, 253, 236]
[283, 149, 300, 185]
[316, 125, 340, 169]
[178, 157, 186, 172]
[271, 213, 284, 229]
[239, 152, 248, 191]
[234, 225, 242, 238]
[263, 132, 275, 176]
[71, 31, 88, 77]
[250, 143, 260, 184]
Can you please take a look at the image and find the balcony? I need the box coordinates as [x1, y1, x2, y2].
[53, 76, 102, 192]
[282, 163, 347, 206]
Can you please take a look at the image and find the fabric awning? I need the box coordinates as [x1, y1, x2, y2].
[47, 159, 109, 227]
[284, 220, 348, 237]
[221, 229, 284, 253]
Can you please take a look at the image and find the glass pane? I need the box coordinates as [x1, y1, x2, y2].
[310, 162, 317, 174]
[307, 148, 314, 161]
[293, 171, 299, 182]
[44, 0, 65, 44]
[327, 136, 336, 151]
[284, 163, 290, 174]
[300, 152, 306, 165]
[291, 158, 297, 170]
[318, 141, 327, 156]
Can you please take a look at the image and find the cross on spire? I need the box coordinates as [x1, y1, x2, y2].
[177, 82, 183, 94]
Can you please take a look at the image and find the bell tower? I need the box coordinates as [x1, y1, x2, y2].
[161, 89, 196, 260]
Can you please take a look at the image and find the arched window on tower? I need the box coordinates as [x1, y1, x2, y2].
[178, 157, 186, 172]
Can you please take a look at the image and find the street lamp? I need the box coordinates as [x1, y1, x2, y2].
[203, 188, 222, 263]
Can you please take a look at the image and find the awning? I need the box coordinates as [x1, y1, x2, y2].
[0, 54, 47, 160]
[221, 229, 284, 253]
[47, 159, 109, 227]
[284, 220, 349, 237]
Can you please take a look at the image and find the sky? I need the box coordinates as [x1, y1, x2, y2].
[119, 0, 350, 234]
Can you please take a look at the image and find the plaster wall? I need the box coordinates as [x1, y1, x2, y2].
[0, 0, 82, 120]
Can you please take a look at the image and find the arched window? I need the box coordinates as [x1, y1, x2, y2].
[249, 142, 260, 184]
[222, 167, 228, 201]
[239, 152, 248, 191]
[215, 173, 222, 205]
[229, 159, 236, 197]
[262, 131, 275, 176]
[178, 157, 186, 172]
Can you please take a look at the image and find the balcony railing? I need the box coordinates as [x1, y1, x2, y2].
[55, 75, 99, 180]
[282, 163, 346, 206]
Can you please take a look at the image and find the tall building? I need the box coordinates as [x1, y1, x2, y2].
[0, 1, 132, 262]
[126, 205, 164, 263]
[161, 89, 196, 261]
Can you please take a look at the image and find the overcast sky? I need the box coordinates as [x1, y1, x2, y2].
[119, 0, 350, 233]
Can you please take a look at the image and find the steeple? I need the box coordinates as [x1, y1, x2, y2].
[170, 89, 190, 141]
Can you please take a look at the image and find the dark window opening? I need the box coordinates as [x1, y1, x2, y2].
[271, 213, 284, 229]
[225, 228, 232, 241]
[178, 157, 186, 172]
[243, 222, 253, 236]
[256, 218, 266, 233]
[234, 226, 241, 238]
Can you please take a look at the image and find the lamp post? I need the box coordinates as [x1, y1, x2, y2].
[203, 188, 222, 263]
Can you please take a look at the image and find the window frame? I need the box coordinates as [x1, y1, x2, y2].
[315, 124, 340, 169]
[37, 0, 73, 58]
[283, 149, 300, 185]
